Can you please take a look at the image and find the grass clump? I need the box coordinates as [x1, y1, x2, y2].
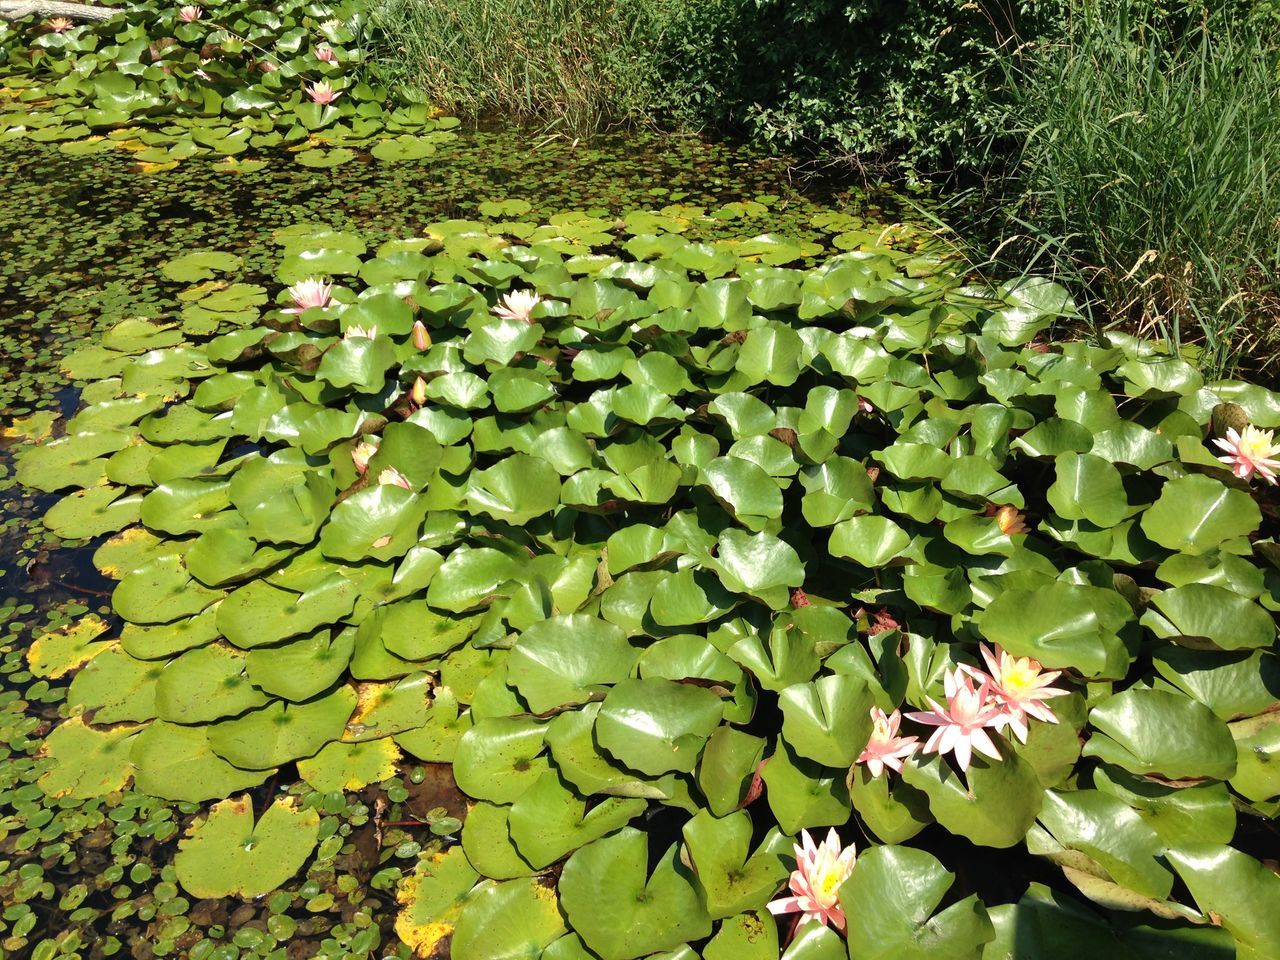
[986, 2, 1280, 378]
[361, 0, 663, 134]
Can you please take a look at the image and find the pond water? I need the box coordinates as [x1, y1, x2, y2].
[0, 131, 926, 958]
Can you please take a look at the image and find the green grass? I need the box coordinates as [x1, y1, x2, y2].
[980, 2, 1280, 378]
[360, 0, 665, 135]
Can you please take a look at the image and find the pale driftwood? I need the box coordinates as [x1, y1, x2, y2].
[0, 0, 121, 21]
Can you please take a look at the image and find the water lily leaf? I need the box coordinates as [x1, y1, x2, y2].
[829, 514, 911, 567]
[1046, 453, 1130, 527]
[466, 454, 562, 525]
[760, 739, 851, 834]
[1166, 844, 1280, 960]
[207, 684, 358, 769]
[67, 646, 159, 723]
[28, 614, 112, 679]
[427, 547, 522, 612]
[709, 528, 804, 609]
[174, 795, 319, 899]
[984, 884, 1233, 960]
[320, 485, 430, 562]
[508, 770, 646, 868]
[18, 430, 129, 491]
[1143, 584, 1276, 651]
[840, 844, 994, 960]
[728, 623, 822, 693]
[703, 912, 780, 960]
[155, 643, 270, 723]
[700, 456, 783, 527]
[139, 478, 231, 535]
[161, 250, 243, 282]
[36, 716, 137, 799]
[506, 614, 638, 713]
[394, 847, 480, 958]
[316, 335, 397, 393]
[454, 717, 550, 803]
[113, 555, 224, 624]
[1141, 474, 1260, 555]
[697, 726, 767, 817]
[297, 738, 401, 792]
[345, 673, 435, 741]
[245, 627, 355, 702]
[461, 800, 538, 879]
[681, 809, 790, 919]
[900, 749, 1044, 848]
[119, 606, 219, 661]
[1092, 764, 1236, 846]
[977, 582, 1134, 679]
[1082, 688, 1237, 780]
[559, 827, 713, 960]
[779, 673, 876, 767]
[848, 766, 933, 844]
[799, 456, 876, 526]
[129, 713, 269, 801]
[217, 573, 357, 649]
[395, 687, 474, 763]
[441, 878, 564, 960]
[596, 678, 724, 776]
[186, 526, 298, 587]
[1230, 713, 1280, 802]
[1036, 789, 1173, 899]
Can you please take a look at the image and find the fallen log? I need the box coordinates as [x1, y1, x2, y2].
[0, 1, 121, 21]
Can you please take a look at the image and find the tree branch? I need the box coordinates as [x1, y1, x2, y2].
[0, 1, 121, 22]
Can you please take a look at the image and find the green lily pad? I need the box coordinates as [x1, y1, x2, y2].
[174, 795, 320, 899]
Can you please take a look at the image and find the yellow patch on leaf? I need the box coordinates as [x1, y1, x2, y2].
[1, 409, 59, 443]
[27, 615, 112, 679]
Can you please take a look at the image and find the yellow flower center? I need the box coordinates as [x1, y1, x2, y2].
[1001, 661, 1038, 699]
[817, 868, 844, 900]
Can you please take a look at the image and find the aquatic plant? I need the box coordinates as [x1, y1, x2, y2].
[0, 0, 460, 170]
[15, 207, 1280, 955]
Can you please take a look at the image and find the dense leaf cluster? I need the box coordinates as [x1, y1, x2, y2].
[18, 213, 1280, 958]
[0, 0, 456, 169]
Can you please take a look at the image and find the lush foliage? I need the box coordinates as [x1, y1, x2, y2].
[18, 199, 1280, 957]
[0, 0, 458, 170]
[362, 0, 661, 133]
[981, 3, 1280, 380]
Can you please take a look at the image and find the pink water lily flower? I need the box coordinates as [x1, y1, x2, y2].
[344, 324, 376, 340]
[411, 319, 430, 351]
[1213, 424, 1280, 484]
[284, 277, 332, 313]
[178, 5, 203, 22]
[493, 289, 541, 324]
[378, 467, 412, 490]
[906, 668, 1004, 772]
[48, 16, 74, 32]
[351, 440, 378, 475]
[307, 80, 341, 106]
[855, 707, 919, 778]
[766, 829, 857, 933]
[964, 644, 1069, 744]
[315, 44, 338, 63]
